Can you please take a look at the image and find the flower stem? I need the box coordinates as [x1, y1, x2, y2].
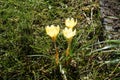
[66, 39, 71, 57]
[53, 40, 59, 65]
[66, 46, 69, 57]
[55, 47, 59, 65]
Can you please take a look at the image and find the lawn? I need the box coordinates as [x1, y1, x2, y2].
[0, 0, 120, 80]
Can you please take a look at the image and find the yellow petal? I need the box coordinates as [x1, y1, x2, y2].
[45, 25, 60, 40]
[63, 27, 76, 39]
[65, 18, 77, 29]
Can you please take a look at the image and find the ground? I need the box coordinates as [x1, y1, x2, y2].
[0, 0, 120, 80]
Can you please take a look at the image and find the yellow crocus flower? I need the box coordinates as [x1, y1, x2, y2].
[65, 18, 77, 29]
[63, 27, 76, 41]
[63, 27, 76, 57]
[45, 25, 60, 41]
